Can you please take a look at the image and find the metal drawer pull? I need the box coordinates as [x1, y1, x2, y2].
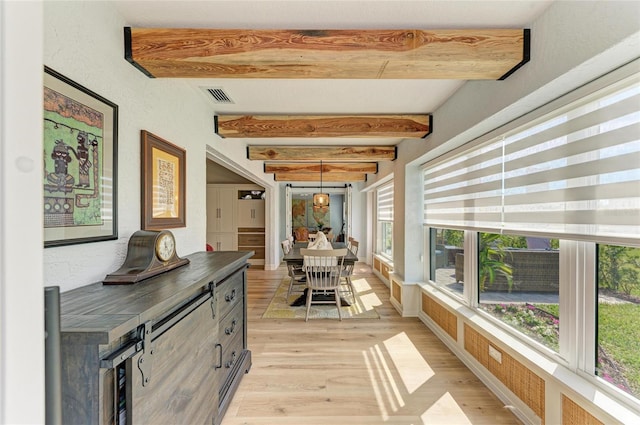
[225, 319, 237, 335]
[225, 289, 236, 302]
[225, 351, 237, 368]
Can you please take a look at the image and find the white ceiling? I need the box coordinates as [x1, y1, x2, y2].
[113, 0, 554, 149]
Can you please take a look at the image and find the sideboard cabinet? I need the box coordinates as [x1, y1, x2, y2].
[59, 251, 252, 425]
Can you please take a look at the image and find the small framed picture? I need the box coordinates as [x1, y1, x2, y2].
[43, 66, 118, 247]
[141, 130, 186, 230]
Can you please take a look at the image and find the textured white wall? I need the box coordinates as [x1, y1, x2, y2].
[42, 2, 215, 291]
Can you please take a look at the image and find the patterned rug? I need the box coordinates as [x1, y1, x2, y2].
[262, 275, 381, 319]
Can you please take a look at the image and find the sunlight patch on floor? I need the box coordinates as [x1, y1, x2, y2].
[352, 278, 382, 312]
[420, 392, 473, 424]
[384, 332, 434, 394]
[364, 343, 405, 420]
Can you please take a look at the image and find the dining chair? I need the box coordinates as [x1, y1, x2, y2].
[341, 240, 359, 302]
[282, 239, 306, 298]
[349, 240, 359, 256]
[281, 239, 291, 255]
[300, 248, 347, 321]
[294, 227, 309, 242]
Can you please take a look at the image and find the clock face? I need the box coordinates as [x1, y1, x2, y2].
[155, 232, 176, 261]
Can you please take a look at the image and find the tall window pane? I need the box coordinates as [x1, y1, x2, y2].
[477, 232, 560, 352]
[597, 244, 640, 398]
[377, 182, 393, 259]
[429, 228, 464, 299]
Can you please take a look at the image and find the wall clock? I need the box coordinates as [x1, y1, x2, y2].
[103, 230, 190, 284]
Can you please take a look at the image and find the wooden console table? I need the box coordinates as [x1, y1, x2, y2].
[59, 251, 253, 425]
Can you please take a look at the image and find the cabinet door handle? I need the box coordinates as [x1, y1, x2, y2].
[215, 343, 223, 369]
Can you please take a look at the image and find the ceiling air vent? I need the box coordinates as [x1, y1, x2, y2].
[205, 87, 234, 104]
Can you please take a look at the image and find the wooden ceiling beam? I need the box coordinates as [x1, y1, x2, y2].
[125, 28, 530, 80]
[215, 114, 431, 138]
[248, 146, 396, 161]
[264, 162, 377, 174]
[274, 172, 366, 182]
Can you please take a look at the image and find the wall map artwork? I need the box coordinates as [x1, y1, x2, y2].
[292, 197, 330, 229]
[43, 67, 118, 247]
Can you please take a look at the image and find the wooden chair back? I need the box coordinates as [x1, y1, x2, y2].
[349, 240, 359, 256]
[300, 248, 347, 291]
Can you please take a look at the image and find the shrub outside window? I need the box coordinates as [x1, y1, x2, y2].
[597, 244, 640, 399]
[477, 232, 560, 352]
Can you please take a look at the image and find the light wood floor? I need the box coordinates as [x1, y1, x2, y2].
[221, 263, 522, 425]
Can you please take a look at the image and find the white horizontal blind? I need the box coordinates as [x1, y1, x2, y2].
[423, 139, 503, 231]
[424, 71, 640, 245]
[377, 182, 394, 221]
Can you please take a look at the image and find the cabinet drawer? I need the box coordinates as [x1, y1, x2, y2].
[237, 233, 265, 246]
[216, 270, 244, 320]
[239, 246, 264, 259]
[220, 330, 244, 377]
[219, 302, 244, 352]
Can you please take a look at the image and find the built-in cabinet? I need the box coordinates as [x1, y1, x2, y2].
[207, 184, 265, 266]
[237, 199, 265, 228]
[207, 186, 237, 251]
[59, 251, 252, 425]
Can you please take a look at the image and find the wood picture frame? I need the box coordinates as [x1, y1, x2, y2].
[141, 130, 186, 230]
[43, 66, 118, 247]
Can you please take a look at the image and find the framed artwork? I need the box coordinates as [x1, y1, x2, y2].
[43, 66, 118, 247]
[141, 130, 186, 230]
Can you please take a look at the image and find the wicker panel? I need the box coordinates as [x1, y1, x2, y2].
[464, 324, 545, 422]
[422, 293, 457, 341]
[382, 264, 390, 279]
[373, 257, 381, 272]
[562, 394, 604, 425]
[392, 280, 402, 303]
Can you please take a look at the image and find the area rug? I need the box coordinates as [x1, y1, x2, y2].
[262, 276, 381, 319]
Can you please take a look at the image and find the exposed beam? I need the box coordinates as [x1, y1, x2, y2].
[215, 115, 431, 138]
[247, 146, 396, 161]
[274, 172, 366, 182]
[125, 28, 530, 80]
[264, 162, 378, 174]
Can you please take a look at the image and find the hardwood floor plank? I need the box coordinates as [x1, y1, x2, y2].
[221, 264, 522, 425]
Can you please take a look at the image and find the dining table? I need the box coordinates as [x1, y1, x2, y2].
[282, 242, 358, 266]
[283, 242, 357, 307]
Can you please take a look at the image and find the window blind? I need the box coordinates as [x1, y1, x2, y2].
[377, 182, 394, 221]
[424, 71, 640, 245]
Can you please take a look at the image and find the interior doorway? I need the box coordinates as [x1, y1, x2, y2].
[285, 185, 352, 243]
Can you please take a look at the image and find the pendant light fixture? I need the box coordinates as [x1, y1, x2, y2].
[313, 160, 330, 211]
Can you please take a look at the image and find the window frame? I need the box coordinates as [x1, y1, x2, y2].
[420, 60, 640, 409]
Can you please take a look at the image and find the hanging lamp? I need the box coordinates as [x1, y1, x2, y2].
[313, 161, 330, 211]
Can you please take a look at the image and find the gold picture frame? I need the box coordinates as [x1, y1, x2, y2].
[141, 130, 186, 230]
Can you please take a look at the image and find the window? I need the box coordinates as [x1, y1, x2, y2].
[597, 244, 640, 399]
[376, 182, 393, 259]
[429, 228, 464, 299]
[477, 232, 560, 352]
[422, 63, 639, 404]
